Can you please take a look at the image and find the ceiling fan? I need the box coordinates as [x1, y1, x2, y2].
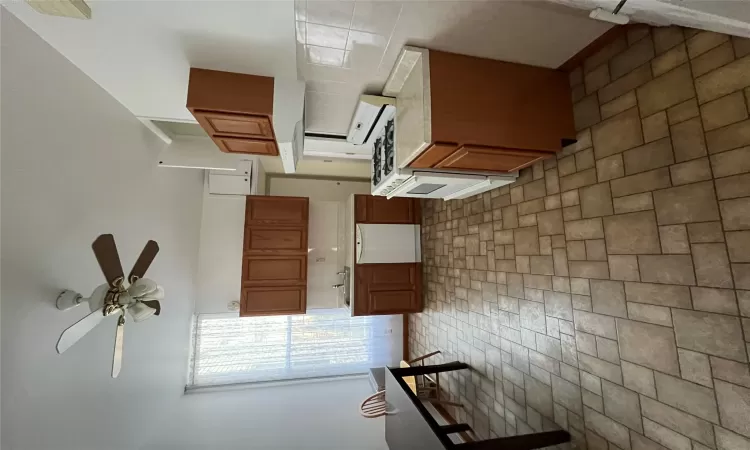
[56, 234, 163, 378]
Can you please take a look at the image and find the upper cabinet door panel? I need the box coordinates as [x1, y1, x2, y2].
[187, 68, 274, 116]
[367, 290, 418, 315]
[186, 69, 277, 156]
[242, 255, 307, 285]
[436, 146, 550, 173]
[213, 136, 279, 156]
[367, 263, 418, 286]
[409, 142, 459, 168]
[427, 50, 575, 151]
[368, 196, 418, 224]
[355, 195, 420, 224]
[354, 194, 368, 223]
[195, 111, 274, 139]
[353, 263, 423, 315]
[241, 286, 306, 316]
[246, 196, 309, 225]
[244, 227, 307, 254]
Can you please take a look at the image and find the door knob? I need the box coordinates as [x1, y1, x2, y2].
[332, 284, 344, 289]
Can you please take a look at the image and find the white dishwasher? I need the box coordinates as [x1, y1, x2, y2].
[355, 224, 421, 264]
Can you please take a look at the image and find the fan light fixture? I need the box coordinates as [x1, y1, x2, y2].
[26, 0, 91, 19]
[55, 235, 162, 378]
[128, 301, 157, 323]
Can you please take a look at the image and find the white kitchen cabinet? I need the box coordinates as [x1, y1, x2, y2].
[207, 160, 253, 196]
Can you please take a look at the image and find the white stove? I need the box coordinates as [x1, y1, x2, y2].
[371, 114, 516, 200]
[372, 114, 411, 197]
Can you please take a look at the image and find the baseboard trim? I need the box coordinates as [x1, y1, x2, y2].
[402, 313, 409, 359]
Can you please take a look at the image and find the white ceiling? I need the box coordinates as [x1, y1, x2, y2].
[4, 0, 610, 134]
[2, 0, 298, 122]
[297, 0, 612, 134]
[6, 0, 750, 138]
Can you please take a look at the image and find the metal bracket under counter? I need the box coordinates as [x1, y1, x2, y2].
[335, 267, 352, 312]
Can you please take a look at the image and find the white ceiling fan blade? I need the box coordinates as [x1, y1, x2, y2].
[56, 308, 105, 353]
[112, 314, 125, 378]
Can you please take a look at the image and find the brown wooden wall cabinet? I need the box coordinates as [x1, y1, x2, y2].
[246, 196, 309, 225]
[354, 263, 422, 316]
[241, 286, 307, 316]
[435, 146, 551, 173]
[354, 194, 420, 224]
[352, 195, 423, 316]
[241, 196, 309, 316]
[242, 255, 307, 285]
[187, 68, 279, 156]
[391, 48, 576, 174]
[244, 227, 307, 253]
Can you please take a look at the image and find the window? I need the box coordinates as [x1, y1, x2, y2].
[188, 309, 397, 387]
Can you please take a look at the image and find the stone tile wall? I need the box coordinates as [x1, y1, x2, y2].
[411, 26, 750, 450]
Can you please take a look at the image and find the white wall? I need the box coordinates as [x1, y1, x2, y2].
[307, 200, 342, 309]
[266, 177, 403, 346]
[157, 135, 248, 171]
[269, 177, 371, 309]
[1, 11, 204, 450]
[268, 177, 372, 202]
[194, 176, 371, 314]
[143, 377, 388, 450]
[256, 157, 268, 195]
[159, 177, 394, 450]
[193, 184, 246, 314]
[260, 155, 371, 179]
[193, 157, 267, 315]
[2, 1, 298, 121]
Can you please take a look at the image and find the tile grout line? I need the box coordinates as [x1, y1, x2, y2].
[671, 42, 702, 316]
[688, 39, 750, 362]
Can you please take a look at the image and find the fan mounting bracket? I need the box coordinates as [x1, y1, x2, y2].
[56, 290, 83, 311]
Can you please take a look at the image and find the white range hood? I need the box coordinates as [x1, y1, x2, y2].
[273, 78, 306, 174]
[303, 134, 371, 160]
[148, 78, 305, 174]
[157, 134, 239, 171]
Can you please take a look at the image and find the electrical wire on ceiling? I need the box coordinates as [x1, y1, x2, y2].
[590, 0, 631, 25]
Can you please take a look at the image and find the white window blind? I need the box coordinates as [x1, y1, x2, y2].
[189, 309, 397, 387]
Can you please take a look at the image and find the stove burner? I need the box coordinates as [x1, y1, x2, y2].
[383, 119, 395, 175]
[384, 147, 394, 176]
[372, 137, 382, 186]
